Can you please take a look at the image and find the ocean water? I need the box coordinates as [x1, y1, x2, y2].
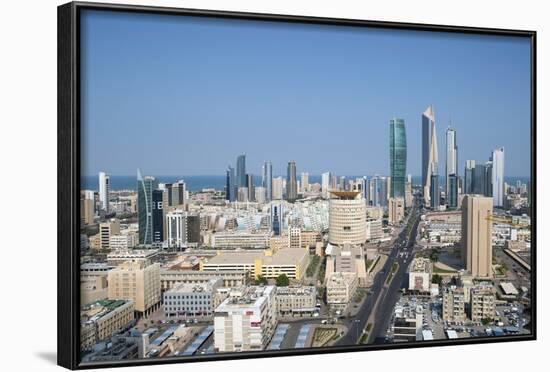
[81, 175, 530, 192]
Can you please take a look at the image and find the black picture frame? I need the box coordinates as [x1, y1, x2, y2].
[58, 1, 537, 370]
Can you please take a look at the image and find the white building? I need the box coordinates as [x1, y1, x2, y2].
[408, 258, 432, 292]
[272, 177, 284, 200]
[214, 286, 277, 352]
[211, 231, 271, 249]
[109, 232, 138, 250]
[321, 172, 331, 199]
[328, 191, 366, 246]
[98, 171, 110, 212]
[491, 147, 505, 208]
[326, 272, 358, 310]
[163, 279, 223, 318]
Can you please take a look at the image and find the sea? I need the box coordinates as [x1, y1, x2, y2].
[81, 175, 530, 192]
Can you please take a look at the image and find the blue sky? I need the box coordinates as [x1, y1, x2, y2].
[80, 10, 531, 177]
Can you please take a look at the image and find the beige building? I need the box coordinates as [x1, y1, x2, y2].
[288, 226, 302, 249]
[388, 197, 405, 225]
[462, 195, 493, 278]
[326, 272, 358, 310]
[80, 299, 135, 350]
[107, 260, 161, 316]
[300, 230, 322, 250]
[202, 248, 309, 280]
[325, 243, 367, 286]
[408, 257, 432, 292]
[109, 232, 138, 250]
[328, 191, 367, 246]
[442, 287, 466, 322]
[275, 285, 317, 317]
[160, 270, 247, 292]
[214, 286, 277, 352]
[470, 284, 496, 322]
[99, 219, 121, 250]
[80, 192, 95, 225]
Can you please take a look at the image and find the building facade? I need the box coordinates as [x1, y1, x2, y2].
[462, 195, 493, 278]
[389, 118, 407, 198]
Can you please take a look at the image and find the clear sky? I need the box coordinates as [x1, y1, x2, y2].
[80, 9, 531, 178]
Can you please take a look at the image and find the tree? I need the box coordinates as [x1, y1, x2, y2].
[276, 274, 289, 287]
[255, 275, 268, 285]
[432, 274, 442, 285]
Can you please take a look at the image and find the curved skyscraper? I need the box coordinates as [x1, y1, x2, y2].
[137, 168, 159, 245]
[389, 118, 407, 198]
[422, 105, 439, 207]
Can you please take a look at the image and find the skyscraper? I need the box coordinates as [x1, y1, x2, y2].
[422, 106, 439, 206]
[464, 160, 476, 194]
[98, 171, 110, 212]
[472, 164, 487, 195]
[246, 174, 255, 202]
[389, 118, 407, 198]
[430, 167, 440, 209]
[300, 172, 309, 193]
[322, 172, 331, 199]
[152, 189, 164, 243]
[225, 166, 236, 202]
[491, 147, 505, 208]
[272, 177, 283, 200]
[286, 161, 297, 201]
[137, 169, 159, 245]
[445, 127, 458, 200]
[271, 203, 284, 236]
[262, 161, 273, 202]
[448, 174, 458, 209]
[236, 154, 246, 189]
[462, 195, 493, 278]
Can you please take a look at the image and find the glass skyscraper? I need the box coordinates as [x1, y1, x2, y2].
[445, 127, 458, 200]
[389, 118, 407, 198]
[236, 154, 246, 189]
[225, 166, 236, 202]
[137, 169, 159, 245]
[262, 161, 273, 202]
[286, 160, 297, 201]
[448, 174, 458, 209]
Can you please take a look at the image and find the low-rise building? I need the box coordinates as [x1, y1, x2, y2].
[408, 258, 432, 292]
[442, 287, 466, 322]
[275, 285, 317, 317]
[326, 272, 358, 310]
[163, 279, 223, 318]
[470, 284, 496, 322]
[160, 270, 247, 292]
[99, 219, 121, 250]
[109, 232, 138, 250]
[213, 286, 278, 352]
[106, 249, 158, 266]
[393, 301, 423, 342]
[211, 231, 270, 249]
[80, 299, 135, 350]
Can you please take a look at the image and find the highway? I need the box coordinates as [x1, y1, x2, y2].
[335, 200, 421, 346]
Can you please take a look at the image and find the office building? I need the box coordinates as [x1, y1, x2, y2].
[393, 301, 423, 342]
[288, 225, 302, 249]
[237, 187, 249, 203]
[326, 272, 358, 310]
[99, 219, 121, 250]
[464, 160, 476, 194]
[262, 161, 273, 202]
[81, 190, 95, 225]
[271, 203, 284, 236]
[470, 284, 496, 322]
[98, 171, 110, 212]
[272, 177, 283, 200]
[286, 161, 298, 201]
[422, 105, 439, 206]
[325, 243, 367, 285]
[328, 191, 367, 246]
[236, 154, 246, 189]
[160, 270, 247, 292]
[163, 279, 223, 318]
[301, 172, 309, 193]
[80, 299, 135, 350]
[405, 174, 413, 208]
[246, 174, 255, 202]
[213, 286, 277, 352]
[390, 118, 407, 198]
[491, 147, 505, 208]
[445, 127, 458, 200]
[321, 172, 331, 199]
[152, 189, 164, 244]
[254, 186, 266, 204]
[166, 180, 186, 207]
[462, 195, 493, 278]
[388, 197, 405, 225]
[408, 257, 432, 292]
[137, 169, 159, 245]
[211, 231, 270, 249]
[109, 232, 138, 251]
[448, 174, 458, 209]
[275, 286, 317, 317]
[430, 167, 440, 209]
[107, 260, 161, 317]
[225, 166, 236, 202]
[166, 210, 200, 248]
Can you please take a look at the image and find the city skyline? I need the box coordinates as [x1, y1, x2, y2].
[81, 10, 531, 177]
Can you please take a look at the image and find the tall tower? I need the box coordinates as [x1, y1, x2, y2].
[445, 127, 458, 199]
[236, 154, 246, 189]
[262, 161, 273, 202]
[286, 161, 297, 201]
[225, 166, 236, 202]
[389, 118, 407, 198]
[422, 105, 438, 206]
[98, 171, 110, 212]
[462, 195, 493, 278]
[491, 147, 505, 208]
[137, 169, 159, 245]
[321, 172, 331, 199]
[464, 160, 476, 194]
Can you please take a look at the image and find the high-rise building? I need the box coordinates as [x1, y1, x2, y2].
[472, 164, 487, 195]
[99, 219, 120, 250]
[491, 147, 505, 208]
[166, 180, 186, 206]
[462, 195, 493, 278]
[464, 160, 476, 194]
[166, 210, 200, 248]
[389, 118, 407, 198]
[322, 172, 331, 199]
[254, 186, 266, 204]
[272, 177, 283, 200]
[226, 166, 236, 202]
[98, 171, 110, 212]
[484, 161, 493, 197]
[246, 174, 255, 202]
[151, 189, 164, 244]
[328, 191, 366, 246]
[430, 167, 440, 209]
[236, 154, 246, 189]
[286, 161, 297, 201]
[81, 190, 95, 225]
[445, 127, 458, 200]
[137, 169, 159, 245]
[300, 172, 309, 193]
[388, 197, 405, 225]
[271, 203, 284, 236]
[447, 174, 458, 209]
[422, 106, 439, 206]
[405, 174, 413, 208]
[262, 161, 273, 202]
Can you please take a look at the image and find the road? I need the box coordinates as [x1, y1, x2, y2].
[335, 199, 421, 346]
